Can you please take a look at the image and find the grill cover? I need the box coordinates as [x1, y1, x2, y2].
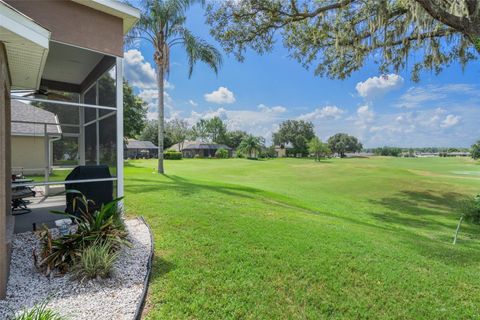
[65, 165, 113, 216]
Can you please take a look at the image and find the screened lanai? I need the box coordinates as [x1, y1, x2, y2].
[10, 41, 125, 232]
[2, 0, 140, 234]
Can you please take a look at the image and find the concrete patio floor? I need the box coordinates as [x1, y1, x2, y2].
[13, 194, 66, 234]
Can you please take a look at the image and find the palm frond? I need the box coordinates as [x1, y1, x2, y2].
[182, 28, 223, 77]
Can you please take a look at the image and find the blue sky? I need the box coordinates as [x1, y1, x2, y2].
[124, 4, 480, 148]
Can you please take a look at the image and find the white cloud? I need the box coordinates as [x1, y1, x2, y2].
[188, 99, 198, 107]
[124, 49, 156, 89]
[124, 49, 175, 121]
[355, 74, 404, 99]
[297, 105, 344, 121]
[179, 104, 287, 142]
[139, 90, 174, 120]
[124, 49, 173, 90]
[361, 106, 470, 147]
[441, 114, 461, 128]
[204, 87, 236, 104]
[395, 84, 478, 109]
[356, 105, 375, 125]
[258, 104, 287, 113]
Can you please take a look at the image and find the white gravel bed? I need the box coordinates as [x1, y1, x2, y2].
[0, 218, 152, 320]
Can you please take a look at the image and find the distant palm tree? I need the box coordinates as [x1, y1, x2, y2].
[238, 135, 262, 159]
[129, 0, 222, 173]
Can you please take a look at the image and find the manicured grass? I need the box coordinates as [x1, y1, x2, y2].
[124, 157, 480, 319]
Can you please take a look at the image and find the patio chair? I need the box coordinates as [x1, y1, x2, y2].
[64, 165, 113, 217]
[11, 186, 36, 215]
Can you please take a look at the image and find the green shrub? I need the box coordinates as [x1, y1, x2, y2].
[453, 194, 480, 244]
[462, 194, 480, 224]
[164, 150, 182, 160]
[215, 148, 229, 158]
[73, 241, 118, 281]
[37, 193, 129, 275]
[14, 301, 64, 320]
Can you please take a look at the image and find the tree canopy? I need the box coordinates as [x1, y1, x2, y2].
[123, 81, 147, 138]
[472, 140, 480, 160]
[327, 133, 363, 157]
[191, 116, 227, 143]
[165, 119, 191, 149]
[206, 0, 480, 81]
[308, 137, 331, 161]
[374, 146, 403, 157]
[273, 120, 315, 155]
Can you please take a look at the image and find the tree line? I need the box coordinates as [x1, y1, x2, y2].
[127, 109, 364, 159]
[123, 86, 480, 162]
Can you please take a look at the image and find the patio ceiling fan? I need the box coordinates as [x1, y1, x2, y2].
[20, 86, 72, 101]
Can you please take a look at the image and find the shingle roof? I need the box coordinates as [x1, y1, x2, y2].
[125, 139, 157, 149]
[11, 100, 61, 136]
[170, 140, 232, 151]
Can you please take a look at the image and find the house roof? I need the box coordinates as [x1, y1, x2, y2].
[171, 140, 232, 151]
[125, 139, 157, 150]
[11, 100, 61, 136]
[0, 0, 50, 89]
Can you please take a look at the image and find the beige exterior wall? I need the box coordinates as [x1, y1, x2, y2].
[5, 0, 124, 57]
[0, 43, 12, 299]
[275, 147, 287, 158]
[11, 136, 46, 175]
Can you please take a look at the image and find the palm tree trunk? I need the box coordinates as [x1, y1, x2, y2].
[157, 64, 165, 174]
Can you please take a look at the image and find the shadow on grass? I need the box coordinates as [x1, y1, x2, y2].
[368, 189, 480, 264]
[126, 174, 400, 236]
[126, 174, 262, 201]
[128, 174, 480, 266]
[369, 190, 477, 231]
[150, 255, 175, 282]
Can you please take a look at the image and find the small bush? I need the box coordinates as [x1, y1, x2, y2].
[14, 301, 64, 320]
[215, 148, 229, 158]
[453, 195, 480, 244]
[73, 241, 118, 281]
[462, 194, 480, 224]
[36, 193, 128, 275]
[164, 150, 182, 160]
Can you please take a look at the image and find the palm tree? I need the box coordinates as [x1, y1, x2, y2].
[238, 135, 262, 159]
[129, 0, 222, 173]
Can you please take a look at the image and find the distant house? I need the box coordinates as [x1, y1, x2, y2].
[124, 139, 158, 159]
[344, 152, 375, 158]
[274, 144, 290, 158]
[274, 143, 294, 157]
[170, 140, 232, 158]
[11, 100, 61, 174]
[417, 152, 439, 157]
[446, 152, 470, 157]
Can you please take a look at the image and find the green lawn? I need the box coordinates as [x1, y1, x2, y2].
[124, 157, 480, 319]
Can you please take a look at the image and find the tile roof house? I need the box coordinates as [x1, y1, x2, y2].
[124, 139, 158, 159]
[170, 140, 233, 158]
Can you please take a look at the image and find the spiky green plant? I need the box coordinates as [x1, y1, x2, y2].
[13, 301, 64, 320]
[73, 241, 118, 281]
[37, 192, 129, 275]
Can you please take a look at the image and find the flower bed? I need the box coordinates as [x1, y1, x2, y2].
[0, 218, 153, 320]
